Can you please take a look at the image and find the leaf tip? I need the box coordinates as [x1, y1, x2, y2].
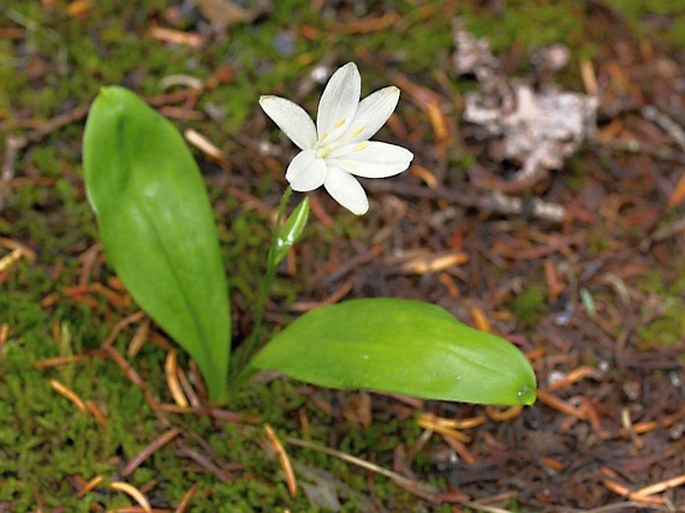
[516, 383, 537, 406]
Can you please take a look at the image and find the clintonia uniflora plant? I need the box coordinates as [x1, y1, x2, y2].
[83, 62, 536, 406]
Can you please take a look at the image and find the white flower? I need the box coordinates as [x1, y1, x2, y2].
[259, 62, 414, 215]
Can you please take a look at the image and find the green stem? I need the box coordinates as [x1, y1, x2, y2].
[232, 186, 293, 379]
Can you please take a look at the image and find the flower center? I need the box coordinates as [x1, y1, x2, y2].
[315, 124, 365, 159]
[315, 144, 334, 159]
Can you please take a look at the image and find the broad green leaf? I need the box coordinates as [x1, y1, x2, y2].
[83, 86, 230, 401]
[250, 298, 536, 405]
[269, 197, 310, 268]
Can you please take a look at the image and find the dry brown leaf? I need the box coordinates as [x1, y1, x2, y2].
[453, 19, 598, 185]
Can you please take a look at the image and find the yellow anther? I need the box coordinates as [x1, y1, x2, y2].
[350, 126, 365, 138]
[334, 117, 346, 128]
[353, 141, 369, 152]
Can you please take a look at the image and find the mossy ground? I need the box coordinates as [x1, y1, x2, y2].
[2, 0, 685, 511]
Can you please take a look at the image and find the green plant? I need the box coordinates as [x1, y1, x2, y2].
[82, 63, 536, 406]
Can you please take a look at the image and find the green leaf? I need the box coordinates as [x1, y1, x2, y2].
[250, 298, 536, 405]
[269, 197, 309, 268]
[83, 86, 231, 401]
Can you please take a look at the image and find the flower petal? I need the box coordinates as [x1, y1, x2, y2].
[316, 63, 361, 145]
[327, 141, 414, 179]
[323, 167, 369, 215]
[344, 86, 400, 143]
[259, 95, 317, 151]
[285, 150, 327, 191]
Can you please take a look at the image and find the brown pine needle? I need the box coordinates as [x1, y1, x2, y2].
[66, 0, 92, 17]
[458, 501, 518, 513]
[285, 436, 439, 499]
[584, 501, 673, 513]
[442, 434, 476, 465]
[426, 99, 450, 142]
[485, 406, 523, 422]
[635, 473, 685, 497]
[603, 480, 665, 505]
[184, 128, 226, 162]
[410, 164, 439, 189]
[547, 366, 598, 392]
[85, 400, 108, 428]
[102, 311, 146, 347]
[148, 26, 204, 48]
[668, 174, 685, 207]
[0, 239, 35, 273]
[177, 446, 231, 482]
[541, 456, 566, 471]
[418, 412, 486, 430]
[402, 250, 469, 274]
[537, 389, 586, 420]
[103, 346, 144, 386]
[0, 237, 36, 260]
[618, 420, 658, 437]
[165, 350, 189, 408]
[127, 318, 150, 357]
[469, 306, 491, 333]
[0, 323, 9, 352]
[121, 428, 181, 478]
[620, 407, 644, 449]
[0, 248, 24, 273]
[416, 418, 471, 443]
[159, 403, 196, 413]
[33, 353, 94, 369]
[49, 379, 86, 413]
[579, 58, 599, 96]
[264, 424, 297, 498]
[89, 282, 130, 308]
[78, 475, 104, 497]
[174, 483, 201, 513]
[110, 481, 152, 512]
[176, 366, 200, 408]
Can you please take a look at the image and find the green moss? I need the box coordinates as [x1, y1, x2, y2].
[634, 271, 685, 347]
[463, 0, 594, 56]
[669, 14, 685, 47]
[0, 254, 427, 510]
[603, 0, 685, 47]
[5, 0, 682, 509]
[510, 285, 546, 328]
[0, 317, 427, 511]
[1, 324, 125, 509]
[637, 311, 684, 347]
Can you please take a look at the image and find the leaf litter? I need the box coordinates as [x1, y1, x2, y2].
[3, 1, 685, 511]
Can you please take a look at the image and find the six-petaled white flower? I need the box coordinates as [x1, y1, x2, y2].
[259, 62, 414, 215]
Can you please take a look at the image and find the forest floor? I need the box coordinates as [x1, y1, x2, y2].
[2, 1, 685, 511]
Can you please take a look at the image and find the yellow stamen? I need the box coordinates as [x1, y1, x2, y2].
[350, 125, 364, 138]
